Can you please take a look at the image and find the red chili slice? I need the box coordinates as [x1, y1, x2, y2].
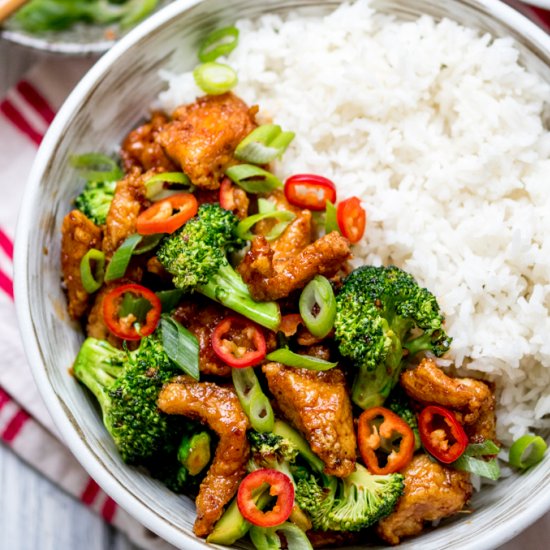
[237, 469, 294, 528]
[284, 174, 336, 211]
[418, 405, 468, 464]
[357, 407, 415, 474]
[136, 193, 198, 235]
[103, 283, 161, 341]
[337, 196, 366, 244]
[211, 316, 267, 368]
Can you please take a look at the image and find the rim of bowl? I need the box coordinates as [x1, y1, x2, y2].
[13, 1, 550, 549]
[0, 28, 114, 55]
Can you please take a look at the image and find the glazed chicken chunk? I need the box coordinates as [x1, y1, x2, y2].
[120, 111, 177, 172]
[156, 93, 257, 190]
[401, 358, 497, 441]
[238, 231, 351, 302]
[158, 377, 250, 537]
[254, 189, 312, 270]
[172, 298, 231, 377]
[262, 362, 356, 477]
[61, 210, 103, 320]
[102, 167, 150, 258]
[377, 454, 473, 545]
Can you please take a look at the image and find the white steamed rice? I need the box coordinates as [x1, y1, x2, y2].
[158, 0, 550, 446]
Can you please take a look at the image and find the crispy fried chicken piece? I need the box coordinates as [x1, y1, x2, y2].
[158, 377, 250, 537]
[156, 93, 257, 190]
[262, 362, 356, 477]
[238, 232, 351, 301]
[102, 167, 150, 258]
[219, 179, 249, 219]
[377, 454, 472, 545]
[61, 210, 102, 320]
[172, 299, 231, 377]
[401, 358, 496, 441]
[120, 112, 177, 172]
[255, 190, 312, 269]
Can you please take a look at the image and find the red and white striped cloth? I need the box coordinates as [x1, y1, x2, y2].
[0, 58, 176, 550]
[0, 3, 548, 549]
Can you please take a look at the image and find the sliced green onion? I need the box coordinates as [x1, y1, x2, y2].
[198, 26, 239, 62]
[120, 0, 158, 28]
[160, 314, 200, 380]
[104, 233, 142, 282]
[156, 289, 186, 313]
[250, 523, 314, 550]
[70, 153, 123, 182]
[299, 275, 336, 338]
[450, 454, 501, 480]
[258, 198, 276, 214]
[193, 62, 238, 95]
[80, 248, 105, 294]
[232, 367, 274, 433]
[266, 348, 338, 371]
[132, 234, 163, 255]
[208, 490, 272, 545]
[509, 435, 547, 470]
[464, 440, 500, 457]
[236, 210, 295, 241]
[225, 164, 282, 194]
[235, 124, 295, 165]
[325, 200, 340, 234]
[144, 172, 192, 199]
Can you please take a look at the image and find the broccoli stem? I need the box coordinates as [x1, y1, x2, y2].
[73, 339, 124, 412]
[199, 261, 280, 331]
[403, 331, 437, 357]
[351, 329, 403, 410]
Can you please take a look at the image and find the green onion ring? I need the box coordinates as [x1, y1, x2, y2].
[144, 172, 192, 199]
[225, 164, 282, 194]
[104, 234, 142, 282]
[132, 234, 163, 255]
[198, 26, 239, 63]
[80, 248, 106, 294]
[450, 454, 501, 480]
[161, 315, 200, 380]
[249, 523, 314, 550]
[509, 435, 547, 470]
[235, 124, 295, 165]
[70, 153, 123, 182]
[325, 200, 340, 234]
[232, 367, 275, 433]
[266, 348, 338, 371]
[156, 289, 186, 313]
[193, 62, 238, 95]
[236, 210, 295, 241]
[299, 275, 336, 338]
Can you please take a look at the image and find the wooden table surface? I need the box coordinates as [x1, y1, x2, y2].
[1, 30, 550, 550]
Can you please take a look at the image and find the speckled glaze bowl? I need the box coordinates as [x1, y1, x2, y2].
[14, 1, 550, 549]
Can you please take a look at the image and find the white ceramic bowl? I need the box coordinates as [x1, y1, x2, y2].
[14, 1, 550, 549]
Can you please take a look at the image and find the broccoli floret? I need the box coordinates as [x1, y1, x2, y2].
[327, 464, 404, 531]
[386, 388, 422, 451]
[157, 203, 280, 331]
[74, 179, 116, 225]
[248, 430, 299, 464]
[334, 265, 451, 409]
[247, 421, 403, 533]
[73, 332, 183, 464]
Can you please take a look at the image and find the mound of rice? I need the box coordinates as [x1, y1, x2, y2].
[159, 0, 550, 445]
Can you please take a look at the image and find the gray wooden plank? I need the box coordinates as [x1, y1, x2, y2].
[0, 442, 139, 550]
